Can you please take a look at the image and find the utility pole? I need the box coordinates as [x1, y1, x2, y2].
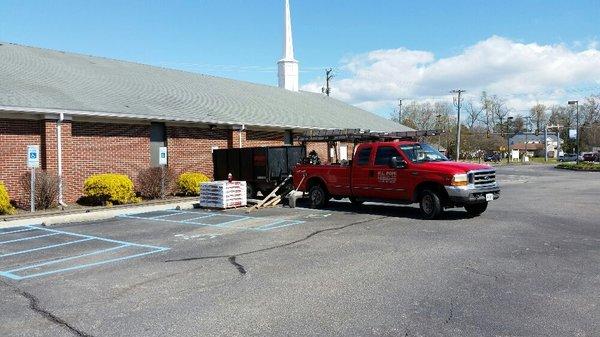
[322, 68, 334, 96]
[436, 114, 442, 151]
[523, 116, 531, 162]
[544, 125, 548, 162]
[507, 116, 513, 164]
[397, 98, 403, 124]
[451, 89, 465, 161]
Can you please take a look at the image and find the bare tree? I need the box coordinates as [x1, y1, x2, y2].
[529, 103, 547, 133]
[464, 100, 484, 129]
[513, 115, 525, 133]
[480, 91, 493, 134]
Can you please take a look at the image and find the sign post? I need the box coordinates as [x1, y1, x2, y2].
[159, 147, 168, 199]
[27, 145, 40, 212]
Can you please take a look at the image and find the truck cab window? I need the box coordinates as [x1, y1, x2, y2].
[374, 146, 398, 166]
[357, 147, 372, 165]
[399, 143, 448, 163]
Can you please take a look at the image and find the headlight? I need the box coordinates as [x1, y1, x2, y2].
[451, 173, 468, 186]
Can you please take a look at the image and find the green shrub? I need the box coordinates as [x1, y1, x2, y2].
[0, 181, 16, 215]
[556, 162, 600, 171]
[83, 173, 141, 206]
[177, 172, 210, 196]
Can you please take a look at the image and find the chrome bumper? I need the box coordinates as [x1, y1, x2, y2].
[445, 183, 500, 205]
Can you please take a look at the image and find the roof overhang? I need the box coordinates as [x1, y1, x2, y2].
[0, 105, 397, 133]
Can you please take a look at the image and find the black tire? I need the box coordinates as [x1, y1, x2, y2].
[419, 189, 443, 220]
[349, 196, 364, 207]
[465, 202, 488, 217]
[309, 184, 328, 209]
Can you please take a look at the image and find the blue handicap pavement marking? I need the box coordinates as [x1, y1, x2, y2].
[0, 225, 169, 281]
[0, 227, 38, 235]
[119, 209, 305, 232]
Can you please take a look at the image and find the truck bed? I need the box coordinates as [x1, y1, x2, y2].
[293, 163, 351, 196]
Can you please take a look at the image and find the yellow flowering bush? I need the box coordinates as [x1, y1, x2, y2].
[83, 174, 140, 205]
[0, 181, 16, 215]
[177, 172, 210, 196]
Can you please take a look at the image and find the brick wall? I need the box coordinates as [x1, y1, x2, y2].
[305, 142, 329, 163]
[60, 121, 151, 202]
[0, 119, 42, 206]
[167, 126, 229, 177]
[0, 118, 311, 207]
[245, 130, 285, 147]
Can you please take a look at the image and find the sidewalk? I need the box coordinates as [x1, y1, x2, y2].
[0, 197, 199, 229]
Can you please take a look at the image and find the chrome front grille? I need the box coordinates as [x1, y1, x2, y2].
[470, 170, 496, 186]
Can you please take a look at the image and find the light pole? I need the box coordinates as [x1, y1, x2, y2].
[568, 100, 579, 164]
[507, 117, 513, 164]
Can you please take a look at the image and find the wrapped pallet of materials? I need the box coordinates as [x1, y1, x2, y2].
[199, 181, 247, 209]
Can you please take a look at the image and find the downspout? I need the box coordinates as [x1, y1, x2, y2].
[239, 124, 245, 148]
[57, 113, 67, 206]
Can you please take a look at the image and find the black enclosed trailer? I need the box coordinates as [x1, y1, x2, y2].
[212, 146, 306, 198]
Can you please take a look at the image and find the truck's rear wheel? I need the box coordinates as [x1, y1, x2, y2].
[419, 190, 443, 219]
[465, 202, 488, 217]
[309, 185, 328, 209]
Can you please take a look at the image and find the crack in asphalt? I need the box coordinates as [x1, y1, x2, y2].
[228, 256, 247, 275]
[164, 216, 387, 274]
[464, 266, 499, 280]
[0, 280, 93, 337]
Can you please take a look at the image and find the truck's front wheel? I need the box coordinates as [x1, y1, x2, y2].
[419, 190, 443, 219]
[465, 202, 488, 217]
[309, 185, 328, 209]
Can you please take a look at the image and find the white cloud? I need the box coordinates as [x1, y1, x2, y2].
[301, 36, 600, 115]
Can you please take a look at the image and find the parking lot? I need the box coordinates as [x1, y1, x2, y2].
[1, 165, 599, 337]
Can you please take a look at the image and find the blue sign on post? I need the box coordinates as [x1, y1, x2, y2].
[27, 145, 40, 168]
[159, 147, 168, 165]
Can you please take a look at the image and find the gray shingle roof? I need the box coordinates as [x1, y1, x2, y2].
[0, 43, 411, 132]
[509, 133, 559, 145]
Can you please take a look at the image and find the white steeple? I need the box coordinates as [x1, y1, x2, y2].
[277, 0, 299, 92]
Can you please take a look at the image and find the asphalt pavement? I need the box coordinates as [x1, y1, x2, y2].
[0, 165, 598, 337]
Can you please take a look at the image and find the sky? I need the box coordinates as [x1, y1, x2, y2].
[1, 0, 599, 117]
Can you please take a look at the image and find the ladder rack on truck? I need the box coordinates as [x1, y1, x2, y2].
[295, 129, 445, 164]
[295, 129, 443, 143]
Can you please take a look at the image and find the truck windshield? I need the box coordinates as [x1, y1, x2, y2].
[399, 143, 448, 163]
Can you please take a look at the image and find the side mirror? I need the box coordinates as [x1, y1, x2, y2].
[390, 156, 407, 169]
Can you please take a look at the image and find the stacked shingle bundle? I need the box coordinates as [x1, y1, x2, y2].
[199, 181, 247, 209]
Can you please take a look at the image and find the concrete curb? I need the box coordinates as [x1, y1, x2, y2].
[0, 200, 199, 229]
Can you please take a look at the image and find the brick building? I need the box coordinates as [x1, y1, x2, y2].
[0, 43, 410, 207]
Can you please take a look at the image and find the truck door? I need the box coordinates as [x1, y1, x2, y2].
[371, 145, 409, 200]
[351, 145, 373, 197]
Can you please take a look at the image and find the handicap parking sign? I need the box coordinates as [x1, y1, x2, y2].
[159, 147, 168, 165]
[27, 145, 40, 168]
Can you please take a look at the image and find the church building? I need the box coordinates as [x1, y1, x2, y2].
[0, 0, 410, 206]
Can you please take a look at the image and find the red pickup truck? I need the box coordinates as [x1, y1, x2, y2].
[292, 141, 500, 219]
